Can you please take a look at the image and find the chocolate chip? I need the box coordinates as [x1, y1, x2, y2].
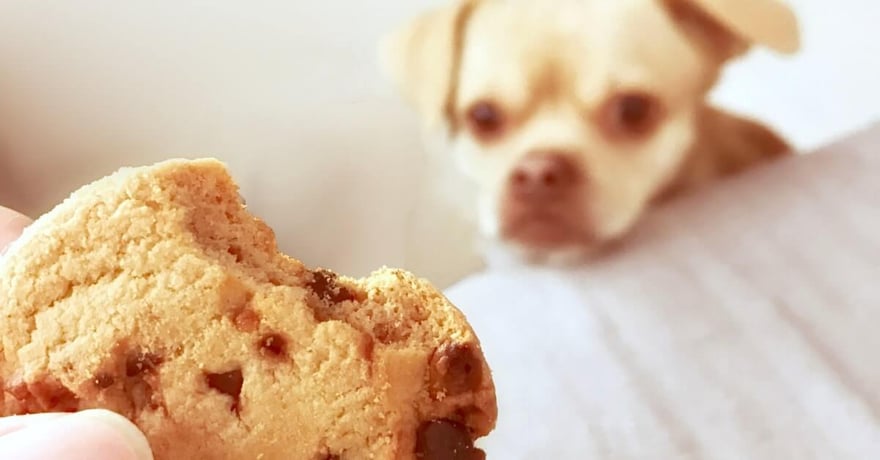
[126, 351, 163, 377]
[258, 333, 288, 359]
[93, 373, 115, 389]
[308, 269, 357, 304]
[415, 419, 484, 460]
[234, 308, 261, 332]
[429, 343, 483, 397]
[205, 369, 244, 414]
[227, 245, 244, 263]
[124, 351, 164, 412]
[221, 279, 254, 321]
[359, 334, 375, 362]
[306, 268, 362, 322]
[5, 376, 80, 413]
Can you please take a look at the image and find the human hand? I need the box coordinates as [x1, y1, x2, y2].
[0, 206, 154, 459]
[0, 410, 154, 460]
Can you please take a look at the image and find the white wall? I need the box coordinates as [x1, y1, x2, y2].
[0, 0, 876, 286]
[712, 0, 880, 149]
[0, 0, 433, 279]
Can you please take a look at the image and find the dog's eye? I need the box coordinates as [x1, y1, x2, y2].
[602, 92, 662, 139]
[465, 101, 505, 140]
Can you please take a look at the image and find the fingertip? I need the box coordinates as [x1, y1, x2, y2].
[72, 409, 154, 460]
[0, 409, 154, 460]
[0, 205, 32, 252]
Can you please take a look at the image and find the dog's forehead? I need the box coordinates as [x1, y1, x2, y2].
[468, 0, 681, 48]
[459, 0, 708, 102]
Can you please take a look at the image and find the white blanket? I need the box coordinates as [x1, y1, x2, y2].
[443, 125, 880, 459]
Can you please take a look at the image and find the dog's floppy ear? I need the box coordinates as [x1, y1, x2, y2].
[380, 1, 478, 129]
[666, 0, 800, 59]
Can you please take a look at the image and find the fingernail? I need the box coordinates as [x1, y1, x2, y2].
[71, 409, 155, 460]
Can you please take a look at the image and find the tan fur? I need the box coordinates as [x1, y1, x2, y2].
[655, 105, 793, 202]
[380, 0, 479, 130]
[683, 0, 800, 53]
[383, 0, 800, 262]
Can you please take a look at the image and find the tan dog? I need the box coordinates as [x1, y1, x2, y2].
[382, 0, 800, 265]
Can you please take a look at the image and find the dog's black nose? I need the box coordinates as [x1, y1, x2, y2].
[509, 152, 582, 201]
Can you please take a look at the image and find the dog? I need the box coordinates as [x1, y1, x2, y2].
[382, 0, 800, 267]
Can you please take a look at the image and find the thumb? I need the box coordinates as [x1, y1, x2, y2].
[0, 409, 154, 460]
[0, 205, 32, 252]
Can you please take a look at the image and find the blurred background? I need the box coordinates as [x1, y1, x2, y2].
[2, 2, 879, 458]
[0, 0, 877, 285]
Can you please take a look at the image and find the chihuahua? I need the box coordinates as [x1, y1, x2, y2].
[383, 0, 800, 266]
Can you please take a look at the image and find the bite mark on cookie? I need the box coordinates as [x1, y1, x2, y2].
[205, 368, 244, 415]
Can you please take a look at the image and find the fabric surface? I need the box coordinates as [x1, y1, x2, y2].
[446, 123, 880, 459]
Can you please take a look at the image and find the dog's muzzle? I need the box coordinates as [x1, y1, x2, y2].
[499, 151, 592, 249]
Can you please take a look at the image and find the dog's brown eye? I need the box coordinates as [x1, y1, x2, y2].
[466, 101, 505, 141]
[602, 92, 662, 139]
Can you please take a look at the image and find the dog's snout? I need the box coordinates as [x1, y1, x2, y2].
[509, 152, 582, 200]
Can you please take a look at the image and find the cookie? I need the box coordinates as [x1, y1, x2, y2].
[0, 158, 496, 459]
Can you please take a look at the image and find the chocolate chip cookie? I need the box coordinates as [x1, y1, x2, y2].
[0, 158, 496, 459]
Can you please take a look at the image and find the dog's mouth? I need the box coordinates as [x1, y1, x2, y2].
[499, 209, 595, 250]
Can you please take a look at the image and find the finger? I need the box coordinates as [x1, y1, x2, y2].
[0, 205, 32, 252]
[0, 413, 67, 436]
[0, 409, 154, 460]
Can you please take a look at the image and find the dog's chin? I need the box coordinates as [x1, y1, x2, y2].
[504, 215, 585, 247]
[499, 236, 626, 269]
[494, 216, 606, 267]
